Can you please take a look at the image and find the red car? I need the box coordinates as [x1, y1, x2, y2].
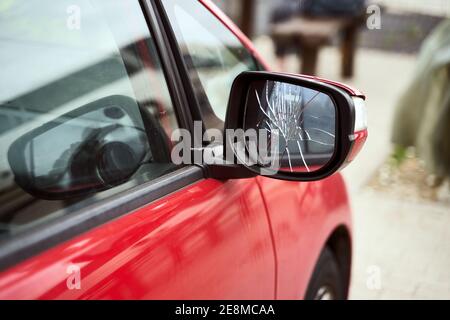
[0, 0, 367, 299]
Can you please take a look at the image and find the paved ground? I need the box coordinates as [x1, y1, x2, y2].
[349, 191, 450, 299]
[358, 11, 443, 54]
[253, 38, 450, 299]
[373, 0, 450, 17]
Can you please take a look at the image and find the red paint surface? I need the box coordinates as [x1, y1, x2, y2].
[348, 129, 369, 163]
[256, 174, 351, 299]
[0, 179, 275, 299]
[0, 0, 357, 300]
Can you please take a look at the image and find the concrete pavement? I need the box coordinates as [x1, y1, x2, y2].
[253, 37, 450, 299]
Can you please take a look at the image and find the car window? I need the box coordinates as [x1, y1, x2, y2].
[0, 0, 179, 238]
[162, 0, 260, 130]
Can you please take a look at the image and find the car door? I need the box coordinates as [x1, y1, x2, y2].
[0, 0, 274, 299]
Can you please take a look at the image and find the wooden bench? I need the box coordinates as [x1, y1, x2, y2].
[271, 15, 365, 78]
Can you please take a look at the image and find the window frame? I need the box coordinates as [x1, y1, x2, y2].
[0, 0, 204, 271]
[154, 0, 263, 137]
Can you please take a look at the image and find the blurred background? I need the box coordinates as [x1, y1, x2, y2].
[213, 0, 450, 299]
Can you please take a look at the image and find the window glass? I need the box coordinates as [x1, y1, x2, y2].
[162, 0, 260, 129]
[0, 0, 178, 238]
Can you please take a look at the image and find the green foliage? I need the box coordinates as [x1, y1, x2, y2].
[390, 145, 408, 167]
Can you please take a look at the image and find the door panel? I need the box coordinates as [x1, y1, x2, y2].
[256, 174, 352, 299]
[0, 177, 274, 299]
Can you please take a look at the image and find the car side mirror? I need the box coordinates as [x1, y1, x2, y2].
[8, 95, 150, 200]
[208, 71, 368, 181]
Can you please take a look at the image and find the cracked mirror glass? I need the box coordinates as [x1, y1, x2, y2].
[243, 80, 336, 173]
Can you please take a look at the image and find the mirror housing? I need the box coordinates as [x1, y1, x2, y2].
[208, 71, 367, 181]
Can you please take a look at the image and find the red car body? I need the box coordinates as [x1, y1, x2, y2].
[0, 0, 355, 299]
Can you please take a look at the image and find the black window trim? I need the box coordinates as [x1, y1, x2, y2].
[0, 0, 206, 272]
[152, 0, 207, 139]
[140, 0, 196, 134]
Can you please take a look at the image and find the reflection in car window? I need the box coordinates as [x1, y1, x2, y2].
[162, 0, 260, 129]
[0, 0, 178, 238]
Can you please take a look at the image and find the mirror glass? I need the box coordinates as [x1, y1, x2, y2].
[243, 80, 336, 174]
[8, 96, 150, 199]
